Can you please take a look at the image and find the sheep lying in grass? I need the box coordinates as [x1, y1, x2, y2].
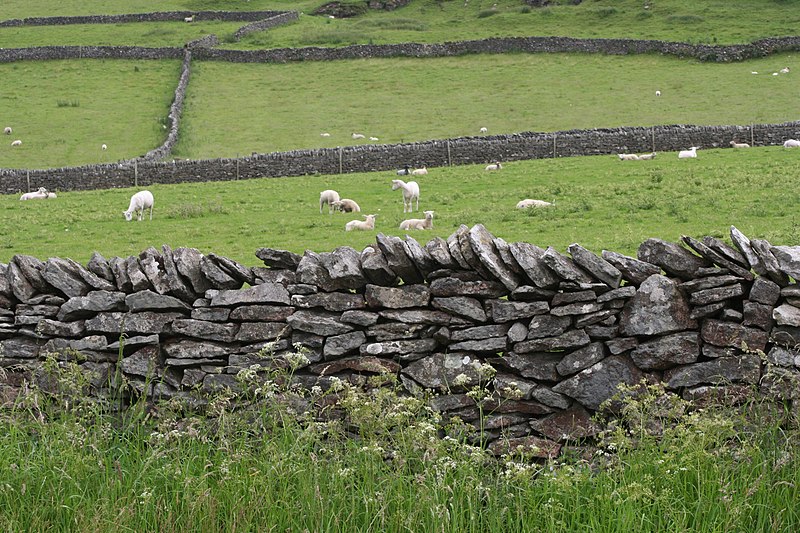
[637, 152, 657, 160]
[351, 132, 365, 140]
[345, 214, 377, 231]
[678, 146, 699, 158]
[784, 139, 800, 148]
[331, 199, 361, 213]
[516, 199, 554, 209]
[730, 141, 750, 148]
[618, 153, 639, 161]
[320, 189, 340, 214]
[391, 179, 420, 213]
[411, 166, 428, 176]
[399, 210, 434, 230]
[123, 190, 154, 221]
[11, 139, 21, 147]
[320, 132, 331, 137]
[396, 165, 411, 176]
[485, 161, 502, 171]
[184, 15, 194, 22]
[20, 187, 52, 201]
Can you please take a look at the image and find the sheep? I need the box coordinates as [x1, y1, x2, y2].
[345, 214, 377, 231]
[479, 127, 488, 133]
[369, 136, 379, 141]
[11, 139, 21, 147]
[3, 127, 11, 135]
[20, 187, 50, 201]
[319, 189, 340, 214]
[101, 143, 108, 150]
[411, 166, 428, 176]
[331, 199, 361, 213]
[485, 161, 502, 171]
[729, 140, 750, 149]
[618, 153, 640, 161]
[637, 152, 657, 160]
[391, 179, 420, 213]
[780, 67, 790, 74]
[351, 132, 365, 140]
[320, 132, 331, 137]
[516, 199, 554, 209]
[184, 15, 194, 22]
[123, 190, 154, 221]
[399, 210, 434, 230]
[396, 165, 411, 176]
[784, 139, 800, 148]
[678, 146, 699, 159]
[655, 90, 661, 96]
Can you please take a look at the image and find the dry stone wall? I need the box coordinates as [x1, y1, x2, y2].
[0, 11, 289, 27]
[2, 225, 799, 456]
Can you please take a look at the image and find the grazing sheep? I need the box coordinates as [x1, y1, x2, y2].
[331, 199, 361, 213]
[351, 132, 365, 140]
[20, 187, 50, 201]
[184, 15, 194, 22]
[399, 210, 434, 230]
[618, 153, 640, 161]
[516, 199, 554, 209]
[345, 214, 377, 231]
[3, 127, 11, 135]
[123, 190, 154, 221]
[784, 139, 800, 148]
[479, 127, 488, 133]
[396, 165, 411, 176]
[320, 132, 331, 137]
[485, 161, 502, 171]
[11, 139, 21, 147]
[391, 179, 420, 213]
[678, 146, 699, 159]
[729, 140, 750, 149]
[319, 189, 341, 214]
[655, 90, 661, 96]
[637, 152, 657, 160]
[411, 166, 428, 176]
[101, 143, 108, 150]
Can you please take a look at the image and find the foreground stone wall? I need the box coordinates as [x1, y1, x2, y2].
[0, 11, 288, 27]
[1, 225, 799, 456]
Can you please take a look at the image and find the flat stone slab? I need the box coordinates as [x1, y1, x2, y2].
[210, 282, 290, 307]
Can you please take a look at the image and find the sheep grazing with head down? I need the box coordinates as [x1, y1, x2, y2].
[678, 146, 699, 159]
[345, 214, 377, 231]
[123, 190, 154, 221]
[3, 127, 11, 135]
[399, 210, 434, 230]
[391, 179, 420, 213]
[485, 161, 502, 171]
[479, 127, 488, 133]
[11, 139, 21, 147]
[319, 189, 340, 214]
[516, 199, 554, 209]
[784, 139, 800, 148]
[331, 199, 361, 213]
[730, 140, 750, 149]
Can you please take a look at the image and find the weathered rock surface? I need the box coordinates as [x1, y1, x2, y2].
[629, 332, 700, 370]
[601, 250, 661, 286]
[637, 238, 709, 280]
[552, 356, 644, 410]
[619, 275, 697, 336]
[664, 353, 761, 388]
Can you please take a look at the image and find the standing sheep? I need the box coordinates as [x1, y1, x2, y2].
[345, 214, 377, 231]
[123, 190, 154, 221]
[319, 189, 341, 214]
[391, 179, 420, 213]
[399, 210, 434, 230]
[784, 139, 800, 148]
[678, 147, 699, 159]
[11, 139, 21, 147]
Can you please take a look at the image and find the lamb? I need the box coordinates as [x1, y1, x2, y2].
[331, 199, 361, 213]
[351, 132, 365, 140]
[479, 127, 488, 133]
[11, 139, 21, 147]
[784, 139, 800, 148]
[729, 140, 750, 148]
[3, 127, 11, 135]
[391, 179, 420, 213]
[411, 166, 428, 176]
[123, 190, 154, 221]
[516, 199, 554, 209]
[319, 189, 341, 214]
[618, 153, 640, 161]
[20, 187, 50, 201]
[399, 210, 434, 230]
[345, 214, 377, 231]
[678, 146, 699, 159]
[637, 152, 657, 160]
[396, 165, 411, 176]
[485, 161, 502, 171]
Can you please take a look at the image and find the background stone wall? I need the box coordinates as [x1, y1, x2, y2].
[1, 225, 799, 456]
[0, 11, 288, 27]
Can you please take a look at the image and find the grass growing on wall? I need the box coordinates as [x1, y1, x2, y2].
[0, 59, 181, 169]
[2, 146, 800, 265]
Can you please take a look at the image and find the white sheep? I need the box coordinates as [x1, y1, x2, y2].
[516, 199, 554, 209]
[655, 90, 661, 96]
[485, 161, 502, 171]
[479, 127, 488, 133]
[345, 214, 377, 231]
[678, 146, 699, 159]
[101, 143, 108, 150]
[319, 189, 341, 214]
[618, 153, 640, 161]
[11, 139, 21, 147]
[411, 166, 428, 176]
[637, 152, 657, 160]
[20, 187, 50, 201]
[396, 165, 411, 176]
[780, 67, 790, 74]
[331, 199, 361, 213]
[369, 136, 379, 141]
[399, 210, 434, 230]
[123, 190, 154, 221]
[320, 132, 331, 137]
[391, 179, 420, 213]
[351, 132, 365, 140]
[729, 140, 750, 149]
[184, 15, 194, 22]
[3, 127, 11, 135]
[783, 139, 800, 148]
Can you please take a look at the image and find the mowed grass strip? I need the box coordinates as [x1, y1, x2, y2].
[0, 59, 180, 169]
[2, 146, 799, 265]
[174, 53, 800, 159]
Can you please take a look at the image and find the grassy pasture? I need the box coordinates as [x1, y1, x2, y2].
[0, 0, 310, 18]
[0, 60, 180, 169]
[2, 146, 799, 265]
